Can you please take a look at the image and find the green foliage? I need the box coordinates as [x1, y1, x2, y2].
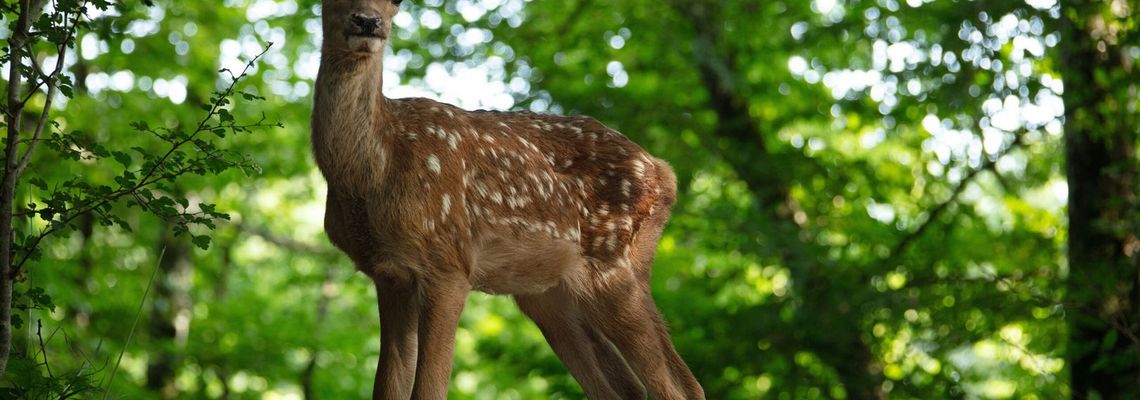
[0, 0, 279, 397]
[0, 0, 1135, 399]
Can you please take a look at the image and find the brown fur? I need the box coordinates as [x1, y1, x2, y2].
[311, 1, 703, 398]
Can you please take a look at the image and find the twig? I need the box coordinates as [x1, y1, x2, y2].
[101, 247, 164, 400]
[997, 334, 1057, 381]
[58, 337, 103, 398]
[36, 318, 51, 378]
[554, 0, 592, 37]
[13, 5, 81, 180]
[881, 133, 1026, 265]
[135, 44, 273, 188]
[1109, 312, 1140, 347]
[233, 222, 333, 255]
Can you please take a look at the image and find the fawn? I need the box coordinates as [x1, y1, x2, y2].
[311, 1, 703, 398]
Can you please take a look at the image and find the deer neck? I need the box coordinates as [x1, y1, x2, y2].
[312, 50, 392, 191]
[314, 48, 387, 121]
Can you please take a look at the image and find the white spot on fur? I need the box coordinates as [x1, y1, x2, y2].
[631, 159, 645, 177]
[441, 194, 452, 220]
[427, 155, 441, 174]
[448, 133, 459, 150]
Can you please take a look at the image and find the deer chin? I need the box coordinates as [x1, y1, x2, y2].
[346, 35, 386, 53]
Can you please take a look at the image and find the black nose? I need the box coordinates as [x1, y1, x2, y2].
[351, 14, 381, 33]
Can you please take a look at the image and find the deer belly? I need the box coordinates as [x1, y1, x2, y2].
[469, 235, 584, 295]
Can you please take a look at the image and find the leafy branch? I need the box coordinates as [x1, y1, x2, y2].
[13, 43, 278, 277]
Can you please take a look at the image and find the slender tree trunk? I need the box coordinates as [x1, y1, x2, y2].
[1061, 2, 1140, 398]
[0, 0, 40, 379]
[302, 267, 334, 400]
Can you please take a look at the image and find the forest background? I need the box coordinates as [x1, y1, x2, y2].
[0, 0, 1137, 399]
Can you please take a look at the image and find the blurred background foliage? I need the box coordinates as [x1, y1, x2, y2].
[0, 0, 1138, 398]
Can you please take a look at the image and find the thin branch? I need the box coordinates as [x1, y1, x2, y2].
[1109, 312, 1140, 347]
[4, 0, 35, 131]
[997, 334, 1057, 381]
[554, 0, 591, 37]
[135, 44, 273, 187]
[58, 336, 104, 398]
[101, 247, 164, 400]
[35, 318, 50, 378]
[13, 5, 80, 180]
[881, 133, 1026, 266]
[233, 222, 333, 256]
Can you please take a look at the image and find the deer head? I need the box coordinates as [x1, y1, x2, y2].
[321, 0, 403, 54]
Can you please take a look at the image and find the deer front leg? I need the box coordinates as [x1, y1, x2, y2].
[373, 276, 420, 400]
[410, 274, 470, 400]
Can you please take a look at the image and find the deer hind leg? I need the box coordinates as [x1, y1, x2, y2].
[591, 159, 703, 400]
[578, 275, 686, 400]
[516, 287, 646, 399]
[584, 318, 648, 399]
[630, 291, 704, 400]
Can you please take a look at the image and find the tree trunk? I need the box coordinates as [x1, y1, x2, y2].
[1061, 2, 1140, 398]
[0, 0, 41, 379]
[302, 267, 334, 400]
[680, 5, 887, 396]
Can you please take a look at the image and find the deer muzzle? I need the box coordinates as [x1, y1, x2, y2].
[349, 12, 384, 38]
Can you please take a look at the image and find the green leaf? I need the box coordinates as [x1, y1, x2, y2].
[1101, 330, 1119, 351]
[112, 151, 132, 168]
[191, 234, 211, 250]
[28, 177, 48, 190]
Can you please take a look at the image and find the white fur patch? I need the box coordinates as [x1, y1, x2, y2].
[441, 194, 452, 220]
